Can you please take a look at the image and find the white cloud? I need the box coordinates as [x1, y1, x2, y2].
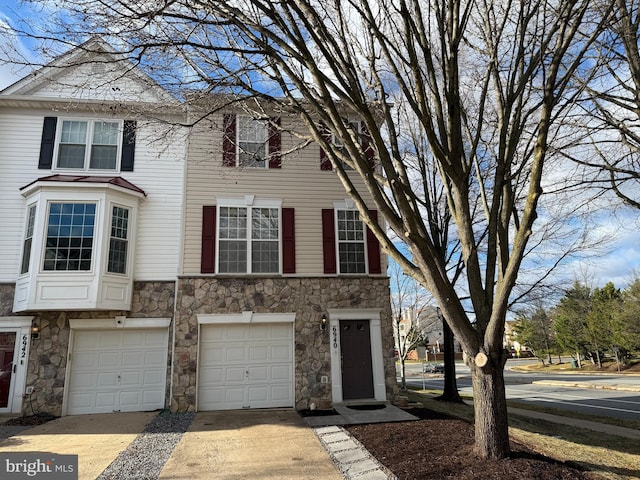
[563, 211, 640, 289]
[0, 2, 41, 90]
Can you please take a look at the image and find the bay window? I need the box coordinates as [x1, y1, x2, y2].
[14, 177, 143, 312]
[44, 202, 96, 271]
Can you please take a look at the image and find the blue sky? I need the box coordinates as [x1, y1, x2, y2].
[2, 0, 639, 296]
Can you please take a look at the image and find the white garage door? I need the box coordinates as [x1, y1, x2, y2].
[67, 329, 168, 415]
[198, 323, 294, 411]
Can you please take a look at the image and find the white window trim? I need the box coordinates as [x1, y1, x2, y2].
[236, 115, 269, 169]
[52, 118, 124, 173]
[42, 200, 99, 274]
[106, 202, 131, 276]
[333, 199, 368, 275]
[215, 197, 283, 275]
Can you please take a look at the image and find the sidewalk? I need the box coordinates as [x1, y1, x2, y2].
[508, 407, 640, 439]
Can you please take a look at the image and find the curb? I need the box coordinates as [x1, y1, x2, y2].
[532, 380, 640, 393]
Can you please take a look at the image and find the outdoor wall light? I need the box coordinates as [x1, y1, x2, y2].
[321, 314, 327, 331]
[31, 320, 40, 340]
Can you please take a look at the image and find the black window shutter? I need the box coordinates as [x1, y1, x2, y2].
[282, 208, 295, 273]
[38, 117, 57, 169]
[121, 120, 136, 172]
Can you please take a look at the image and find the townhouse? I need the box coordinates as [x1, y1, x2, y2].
[0, 40, 396, 416]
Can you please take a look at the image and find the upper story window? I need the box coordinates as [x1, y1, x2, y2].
[336, 209, 366, 274]
[108, 206, 129, 274]
[321, 200, 382, 275]
[57, 120, 121, 170]
[238, 116, 268, 168]
[20, 205, 37, 274]
[38, 117, 137, 172]
[218, 205, 280, 274]
[222, 114, 281, 169]
[319, 119, 375, 171]
[14, 176, 144, 313]
[200, 199, 296, 276]
[44, 202, 96, 271]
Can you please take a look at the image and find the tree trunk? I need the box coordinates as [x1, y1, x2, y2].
[471, 355, 510, 459]
[400, 358, 407, 390]
[436, 321, 462, 403]
[576, 350, 582, 368]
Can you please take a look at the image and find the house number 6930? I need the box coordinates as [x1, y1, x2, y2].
[332, 326, 338, 349]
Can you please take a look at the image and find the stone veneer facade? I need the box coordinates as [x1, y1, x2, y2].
[0, 281, 175, 417]
[171, 276, 397, 412]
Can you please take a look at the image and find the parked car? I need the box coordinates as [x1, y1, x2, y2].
[423, 363, 445, 373]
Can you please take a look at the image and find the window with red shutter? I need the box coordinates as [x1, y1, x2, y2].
[222, 114, 281, 168]
[322, 207, 382, 275]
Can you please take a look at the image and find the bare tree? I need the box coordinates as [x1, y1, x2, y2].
[389, 260, 430, 390]
[569, 0, 640, 209]
[6, 0, 614, 459]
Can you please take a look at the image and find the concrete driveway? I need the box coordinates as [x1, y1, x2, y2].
[0, 411, 157, 479]
[159, 410, 342, 479]
[0, 410, 342, 480]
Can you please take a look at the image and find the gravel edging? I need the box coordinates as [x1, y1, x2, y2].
[97, 412, 195, 480]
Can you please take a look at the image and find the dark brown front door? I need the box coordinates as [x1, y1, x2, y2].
[340, 320, 374, 400]
[0, 332, 16, 408]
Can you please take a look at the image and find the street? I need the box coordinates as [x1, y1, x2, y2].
[400, 359, 640, 422]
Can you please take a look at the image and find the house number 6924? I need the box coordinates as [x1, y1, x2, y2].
[332, 326, 338, 349]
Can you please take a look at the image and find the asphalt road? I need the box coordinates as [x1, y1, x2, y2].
[400, 359, 640, 422]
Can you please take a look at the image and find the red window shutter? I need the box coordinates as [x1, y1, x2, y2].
[366, 210, 382, 274]
[223, 114, 236, 167]
[282, 208, 295, 273]
[361, 122, 376, 169]
[319, 121, 333, 171]
[322, 209, 337, 274]
[268, 117, 282, 169]
[201, 206, 216, 273]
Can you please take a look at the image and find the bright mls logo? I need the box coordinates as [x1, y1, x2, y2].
[1, 453, 77, 479]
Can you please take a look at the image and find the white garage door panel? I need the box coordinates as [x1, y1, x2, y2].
[198, 323, 294, 411]
[67, 329, 168, 415]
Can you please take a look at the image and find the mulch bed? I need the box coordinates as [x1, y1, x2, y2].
[345, 408, 600, 480]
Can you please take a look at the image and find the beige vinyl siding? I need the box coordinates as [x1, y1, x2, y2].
[182, 114, 386, 276]
[0, 108, 186, 282]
